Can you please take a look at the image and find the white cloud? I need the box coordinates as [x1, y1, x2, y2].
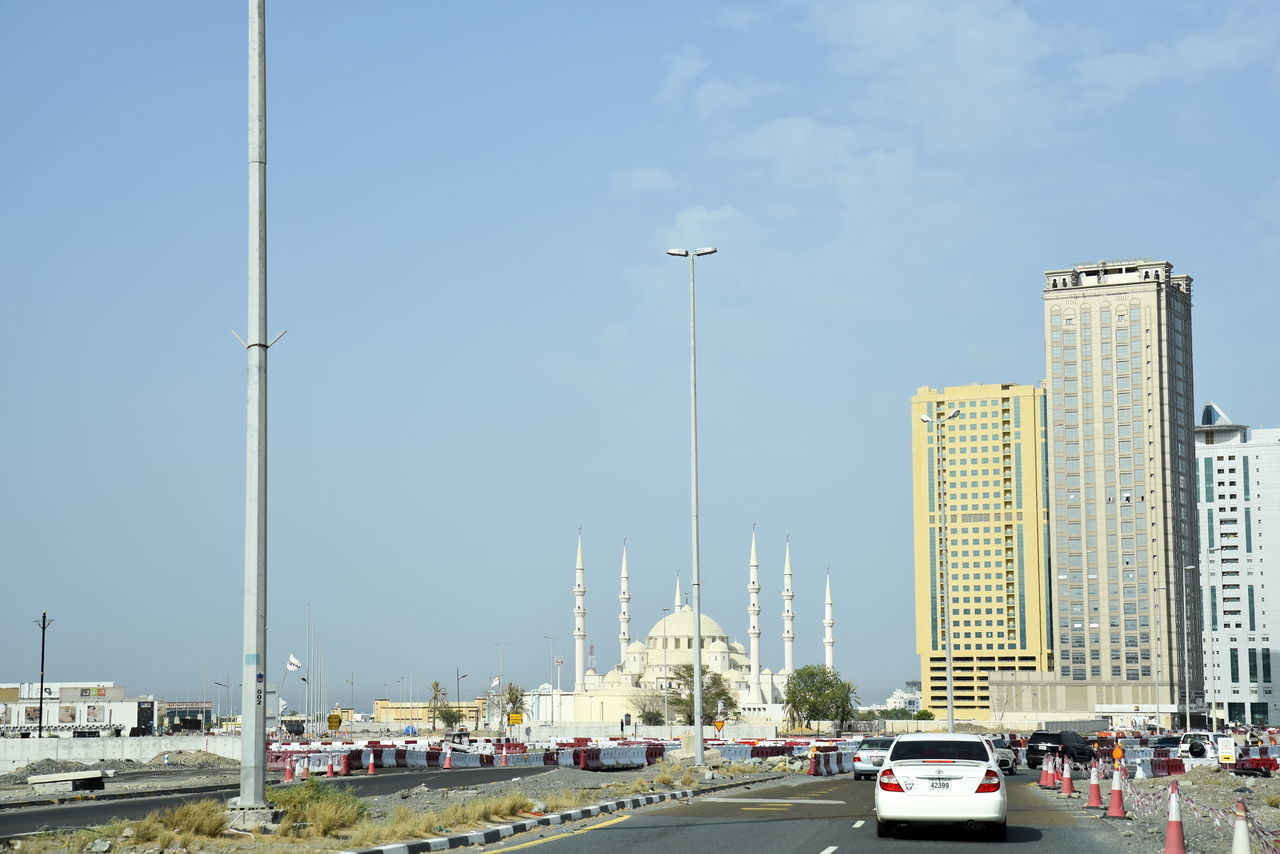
[655, 204, 762, 253]
[691, 79, 780, 119]
[656, 46, 710, 109]
[612, 167, 676, 193]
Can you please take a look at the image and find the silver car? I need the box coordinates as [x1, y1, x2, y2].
[853, 736, 896, 780]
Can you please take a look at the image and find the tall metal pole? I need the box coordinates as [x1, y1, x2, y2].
[34, 612, 52, 739]
[688, 252, 704, 763]
[238, 0, 269, 809]
[1183, 565, 1194, 732]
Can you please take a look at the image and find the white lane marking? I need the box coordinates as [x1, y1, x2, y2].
[819, 847, 839, 854]
[852, 820, 865, 829]
[701, 797, 847, 805]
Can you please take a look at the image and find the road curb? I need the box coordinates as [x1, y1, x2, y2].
[0, 782, 239, 812]
[338, 790, 695, 854]
[337, 772, 788, 854]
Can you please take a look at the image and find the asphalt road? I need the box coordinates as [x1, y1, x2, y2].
[486, 774, 1124, 854]
[0, 765, 552, 839]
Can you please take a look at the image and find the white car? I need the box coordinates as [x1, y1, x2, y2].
[874, 732, 1008, 840]
[985, 737, 1019, 775]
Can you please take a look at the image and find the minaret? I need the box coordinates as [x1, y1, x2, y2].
[573, 533, 587, 692]
[617, 541, 631, 667]
[823, 570, 835, 669]
[782, 539, 795, 675]
[674, 573, 683, 611]
[747, 530, 762, 703]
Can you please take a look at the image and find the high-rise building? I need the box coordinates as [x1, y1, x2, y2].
[1196, 402, 1280, 727]
[911, 383, 1053, 717]
[1040, 259, 1201, 725]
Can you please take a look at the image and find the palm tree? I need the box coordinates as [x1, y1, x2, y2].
[504, 682, 525, 717]
[429, 681, 447, 731]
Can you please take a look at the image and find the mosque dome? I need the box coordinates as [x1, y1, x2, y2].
[709, 640, 729, 652]
[646, 605, 729, 642]
[627, 641, 646, 653]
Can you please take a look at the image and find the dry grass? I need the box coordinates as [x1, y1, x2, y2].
[345, 793, 536, 847]
[153, 798, 230, 837]
[680, 767, 697, 787]
[654, 763, 677, 787]
[1266, 794, 1280, 808]
[269, 778, 369, 837]
[542, 788, 598, 811]
[606, 777, 653, 796]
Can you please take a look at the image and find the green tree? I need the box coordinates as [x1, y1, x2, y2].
[629, 691, 666, 726]
[439, 705, 463, 729]
[784, 665, 856, 732]
[666, 665, 739, 725]
[503, 682, 525, 718]
[428, 681, 448, 730]
[914, 709, 936, 720]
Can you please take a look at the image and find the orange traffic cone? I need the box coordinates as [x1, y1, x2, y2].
[500, 750, 509, 767]
[1038, 759, 1054, 788]
[1053, 755, 1063, 787]
[326, 757, 334, 777]
[300, 761, 309, 780]
[368, 752, 377, 775]
[1060, 761, 1077, 797]
[1104, 764, 1128, 819]
[443, 749, 452, 770]
[284, 760, 294, 783]
[1084, 761, 1105, 809]
[1163, 781, 1186, 854]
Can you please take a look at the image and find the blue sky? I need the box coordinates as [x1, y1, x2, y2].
[3, 1, 1279, 711]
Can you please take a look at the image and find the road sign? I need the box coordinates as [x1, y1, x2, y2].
[508, 713, 523, 726]
[713, 720, 725, 733]
[327, 713, 342, 731]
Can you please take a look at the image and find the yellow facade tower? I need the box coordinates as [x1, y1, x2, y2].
[911, 383, 1053, 719]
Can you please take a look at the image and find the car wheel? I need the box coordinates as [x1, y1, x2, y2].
[988, 821, 1007, 841]
[876, 819, 892, 838]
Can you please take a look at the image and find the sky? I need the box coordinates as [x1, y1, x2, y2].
[3, 1, 1280, 713]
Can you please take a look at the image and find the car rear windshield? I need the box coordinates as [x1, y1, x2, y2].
[1030, 732, 1063, 744]
[861, 738, 894, 749]
[890, 740, 990, 762]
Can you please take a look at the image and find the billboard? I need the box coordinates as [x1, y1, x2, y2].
[86, 704, 105, 723]
[24, 706, 41, 723]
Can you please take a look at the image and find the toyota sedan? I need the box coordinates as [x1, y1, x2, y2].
[874, 732, 1008, 840]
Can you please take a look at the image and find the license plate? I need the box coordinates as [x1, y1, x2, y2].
[930, 780, 950, 790]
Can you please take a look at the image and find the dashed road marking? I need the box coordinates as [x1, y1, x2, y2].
[818, 847, 839, 854]
[852, 820, 865, 829]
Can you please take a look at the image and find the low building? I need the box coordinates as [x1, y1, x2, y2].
[0, 683, 156, 737]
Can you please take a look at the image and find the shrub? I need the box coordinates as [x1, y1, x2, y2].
[152, 799, 228, 837]
[271, 779, 368, 837]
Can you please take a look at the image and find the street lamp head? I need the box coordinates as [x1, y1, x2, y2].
[919, 414, 932, 423]
[946, 409, 961, 420]
[692, 247, 717, 256]
[666, 249, 690, 257]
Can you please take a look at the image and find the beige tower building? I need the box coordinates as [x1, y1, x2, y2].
[911, 383, 1053, 718]
[1030, 260, 1201, 727]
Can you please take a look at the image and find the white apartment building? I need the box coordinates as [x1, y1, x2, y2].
[1197, 402, 1280, 727]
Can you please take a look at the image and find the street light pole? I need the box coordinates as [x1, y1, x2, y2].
[1154, 584, 1165, 732]
[455, 669, 467, 730]
[543, 636, 557, 728]
[34, 612, 53, 739]
[920, 408, 961, 732]
[661, 606, 671, 736]
[667, 246, 717, 765]
[1182, 565, 1197, 732]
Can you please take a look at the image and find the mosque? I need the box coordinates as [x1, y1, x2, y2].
[528, 532, 836, 726]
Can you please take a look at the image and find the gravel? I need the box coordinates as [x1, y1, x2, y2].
[1038, 763, 1280, 853]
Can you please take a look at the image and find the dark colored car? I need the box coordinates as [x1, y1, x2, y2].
[1025, 730, 1094, 769]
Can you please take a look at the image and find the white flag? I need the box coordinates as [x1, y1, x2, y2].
[490, 675, 500, 690]
[287, 654, 302, 671]
[279, 698, 287, 713]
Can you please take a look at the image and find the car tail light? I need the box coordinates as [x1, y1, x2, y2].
[975, 769, 1001, 793]
[853, 754, 862, 762]
[878, 770, 904, 792]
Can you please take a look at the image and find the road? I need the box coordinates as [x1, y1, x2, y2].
[486, 774, 1122, 854]
[0, 765, 551, 839]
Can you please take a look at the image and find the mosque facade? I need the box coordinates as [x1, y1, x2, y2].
[525, 532, 836, 726]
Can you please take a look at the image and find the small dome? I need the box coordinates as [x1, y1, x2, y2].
[729, 641, 746, 654]
[761, 667, 773, 675]
[627, 641, 646, 653]
[709, 640, 729, 652]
